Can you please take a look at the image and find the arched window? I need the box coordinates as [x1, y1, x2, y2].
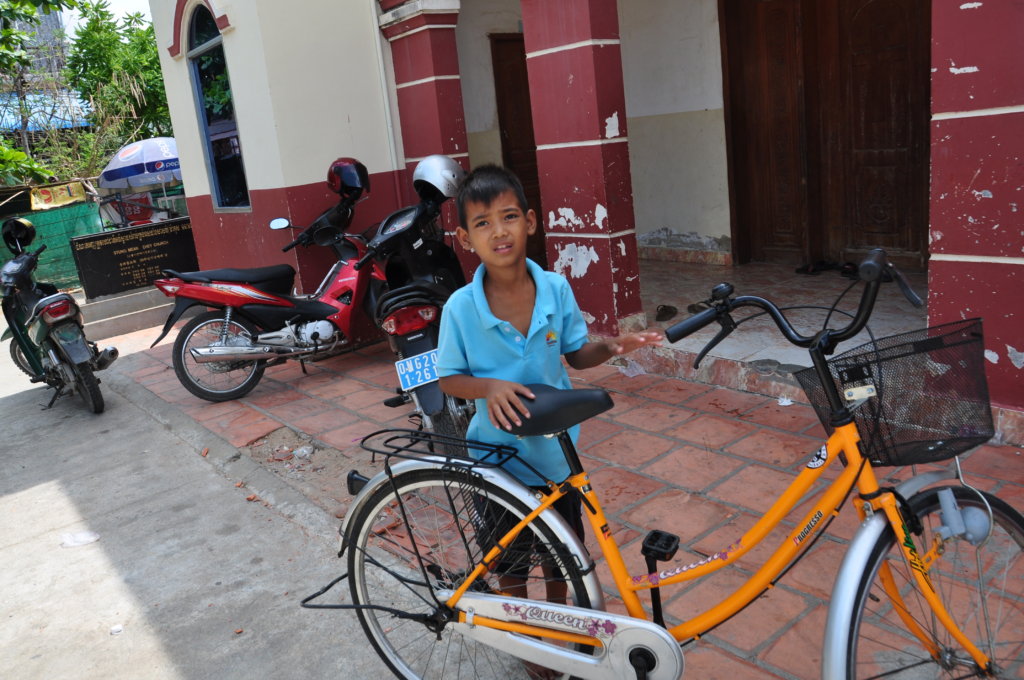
[187, 5, 249, 208]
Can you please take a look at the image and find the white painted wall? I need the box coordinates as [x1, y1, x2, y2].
[150, 0, 399, 200]
[455, 0, 522, 168]
[618, 0, 731, 253]
[452, 0, 731, 255]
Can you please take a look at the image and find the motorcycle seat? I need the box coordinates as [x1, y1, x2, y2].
[163, 265, 296, 296]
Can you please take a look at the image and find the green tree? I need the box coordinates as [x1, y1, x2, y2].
[0, 0, 77, 185]
[64, 0, 170, 136]
[30, 0, 171, 179]
[0, 0, 76, 73]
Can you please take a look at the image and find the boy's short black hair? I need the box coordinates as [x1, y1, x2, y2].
[456, 164, 529, 229]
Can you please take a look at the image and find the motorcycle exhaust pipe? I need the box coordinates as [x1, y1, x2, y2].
[189, 345, 314, 363]
[94, 346, 119, 371]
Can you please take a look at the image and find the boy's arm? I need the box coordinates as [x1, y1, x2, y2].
[564, 330, 664, 370]
[439, 374, 536, 430]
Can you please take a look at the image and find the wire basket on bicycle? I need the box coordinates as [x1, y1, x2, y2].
[795, 318, 994, 466]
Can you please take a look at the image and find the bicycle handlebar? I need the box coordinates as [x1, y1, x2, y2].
[665, 248, 922, 355]
[664, 307, 717, 343]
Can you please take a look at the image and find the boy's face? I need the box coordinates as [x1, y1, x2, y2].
[457, 190, 536, 269]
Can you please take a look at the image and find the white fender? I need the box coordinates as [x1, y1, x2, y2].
[821, 467, 954, 679]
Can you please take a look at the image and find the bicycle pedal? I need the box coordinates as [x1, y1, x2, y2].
[641, 529, 680, 562]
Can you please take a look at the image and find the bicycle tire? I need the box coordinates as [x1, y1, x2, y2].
[172, 311, 265, 402]
[846, 485, 1024, 678]
[347, 467, 592, 680]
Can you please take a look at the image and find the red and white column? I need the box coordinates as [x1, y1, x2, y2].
[378, 1, 469, 191]
[521, 0, 644, 336]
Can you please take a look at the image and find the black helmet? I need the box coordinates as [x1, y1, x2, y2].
[2, 217, 36, 254]
[327, 157, 370, 201]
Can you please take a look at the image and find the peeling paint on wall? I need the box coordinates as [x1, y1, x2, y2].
[605, 111, 620, 138]
[985, 349, 999, 364]
[1008, 345, 1024, 370]
[552, 242, 600, 279]
[949, 65, 980, 75]
[959, 2, 983, 9]
[548, 205, 608, 232]
[972, 189, 993, 199]
[637, 227, 731, 252]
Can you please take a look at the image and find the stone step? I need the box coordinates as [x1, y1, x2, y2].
[76, 287, 193, 342]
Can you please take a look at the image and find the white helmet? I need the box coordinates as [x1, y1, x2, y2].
[412, 154, 466, 202]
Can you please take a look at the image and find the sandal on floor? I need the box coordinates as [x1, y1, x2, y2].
[655, 304, 678, 322]
[795, 263, 822, 275]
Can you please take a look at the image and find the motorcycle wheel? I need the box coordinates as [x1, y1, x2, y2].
[72, 361, 104, 414]
[173, 311, 265, 402]
[430, 394, 472, 455]
[9, 340, 34, 378]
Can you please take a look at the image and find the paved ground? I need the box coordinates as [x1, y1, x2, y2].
[45, 323, 1021, 680]
[0, 345, 389, 679]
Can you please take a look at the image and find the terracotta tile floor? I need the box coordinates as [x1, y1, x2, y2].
[103, 296, 1022, 679]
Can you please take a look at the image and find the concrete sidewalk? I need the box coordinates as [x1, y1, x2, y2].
[89, 324, 1023, 680]
[0, 350, 388, 679]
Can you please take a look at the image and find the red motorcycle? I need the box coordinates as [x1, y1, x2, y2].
[151, 156, 472, 436]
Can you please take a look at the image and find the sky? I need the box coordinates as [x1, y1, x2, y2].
[62, 0, 153, 38]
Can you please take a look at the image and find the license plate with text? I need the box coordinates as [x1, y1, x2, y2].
[395, 349, 439, 391]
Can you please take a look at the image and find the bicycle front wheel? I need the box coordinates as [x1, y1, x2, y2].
[347, 467, 592, 680]
[847, 485, 1024, 678]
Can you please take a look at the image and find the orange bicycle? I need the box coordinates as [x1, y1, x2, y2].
[306, 249, 1023, 679]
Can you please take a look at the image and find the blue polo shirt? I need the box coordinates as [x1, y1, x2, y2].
[436, 259, 589, 485]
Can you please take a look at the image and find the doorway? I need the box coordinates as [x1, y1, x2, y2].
[490, 33, 547, 268]
[722, 0, 931, 270]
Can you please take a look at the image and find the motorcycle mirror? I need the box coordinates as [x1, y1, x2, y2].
[269, 217, 292, 230]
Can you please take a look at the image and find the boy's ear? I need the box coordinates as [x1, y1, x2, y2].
[526, 208, 538, 235]
[455, 226, 472, 250]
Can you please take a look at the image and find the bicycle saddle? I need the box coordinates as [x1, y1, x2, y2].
[506, 384, 614, 437]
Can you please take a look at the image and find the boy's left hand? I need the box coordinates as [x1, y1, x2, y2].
[606, 329, 664, 355]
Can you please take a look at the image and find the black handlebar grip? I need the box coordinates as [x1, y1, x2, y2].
[665, 307, 718, 343]
[281, 240, 299, 253]
[353, 249, 375, 271]
[33, 244, 47, 257]
[858, 248, 887, 282]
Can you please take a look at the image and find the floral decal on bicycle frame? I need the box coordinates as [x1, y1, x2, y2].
[501, 603, 617, 637]
[632, 543, 740, 587]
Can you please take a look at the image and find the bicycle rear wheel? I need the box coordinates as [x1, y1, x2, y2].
[847, 485, 1024, 678]
[347, 467, 592, 680]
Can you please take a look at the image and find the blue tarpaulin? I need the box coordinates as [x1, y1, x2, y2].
[0, 91, 90, 132]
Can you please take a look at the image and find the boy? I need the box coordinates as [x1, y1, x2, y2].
[436, 164, 662, 599]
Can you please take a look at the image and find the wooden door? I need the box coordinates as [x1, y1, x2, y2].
[723, 0, 930, 269]
[490, 33, 547, 268]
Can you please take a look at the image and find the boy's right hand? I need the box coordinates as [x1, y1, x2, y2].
[484, 379, 536, 431]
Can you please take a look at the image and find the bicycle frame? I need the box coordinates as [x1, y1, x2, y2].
[442, 419, 993, 670]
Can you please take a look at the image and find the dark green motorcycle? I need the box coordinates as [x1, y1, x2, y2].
[1, 218, 118, 413]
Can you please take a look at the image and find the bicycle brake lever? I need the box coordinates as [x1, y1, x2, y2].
[694, 312, 736, 369]
[887, 263, 924, 308]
